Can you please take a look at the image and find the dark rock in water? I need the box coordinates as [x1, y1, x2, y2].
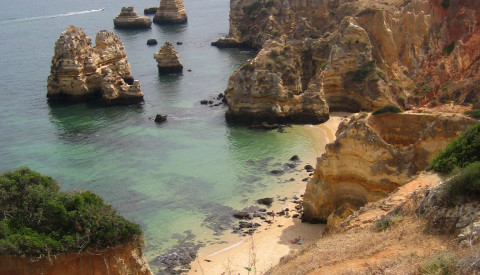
[144, 7, 158, 14]
[285, 163, 296, 169]
[233, 211, 250, 219]
[290, 155, 300, 161]
[153, 239, 204, 274]
[257, 197, 273, 206]
[277, 210, 286, 216]
[200, 100, 208, 105]
[154, 114, 167, 123]
[239, 221, 253, 228]
[147, 38, 158, 45]
[177, 41, 183, 45]
[302, 178, 309, 182]
[270, 169, 284, 175]
[293, 213, 300, 218]
[211, 37, 251, 48]
[217, 93, 224, 100]
[258, 208, 267, 212]
[208, 100, 214, 104]
[304, 164, 314, 172]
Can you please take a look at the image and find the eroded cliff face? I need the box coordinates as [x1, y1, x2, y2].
[302, 112, 476, 222]
[47, 25, 143, 105]
[222, 0, 480, 122]
[0, 240, 151, 275]
[225, 38, 329, 123]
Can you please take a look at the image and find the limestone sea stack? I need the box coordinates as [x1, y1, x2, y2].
[153, 42, 183, 74]
[113, 7, 152, 29]
[47, 25, 144, 105]
[153, 0, 187, 24]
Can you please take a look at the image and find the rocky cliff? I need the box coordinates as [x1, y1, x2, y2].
[113, 7, 152, 29]
[225, 38, 329, 124]
[0, 240, 151, 275]
[47, 25, 144, 105]
[153, 42, 183, 74]
[153, 0, 187, 24]
[302, 112, 476, 222]
[220, 0, 480, 123]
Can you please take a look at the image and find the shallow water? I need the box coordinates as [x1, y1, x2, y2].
[0, 0, 327, 266]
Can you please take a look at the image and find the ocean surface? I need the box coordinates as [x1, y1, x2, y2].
[0, 0, 326, 267]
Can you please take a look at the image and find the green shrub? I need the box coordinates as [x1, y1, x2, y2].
[242, 63, 255, 72]
[465, 109, 480, 119]
[441, 0, 450, 9]
[372, 105, 402, 115]
[242, 2, 262, 15]
[374, 213, 403, 231]
[444, 162, 480, 203]
[0, 168, 141, 257]
[419, 254, 457, 275]
[353, 60, 376, 82]
[443, 42, 455, 55]
[428, 123, 480, 173]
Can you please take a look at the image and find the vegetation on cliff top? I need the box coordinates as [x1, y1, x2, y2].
[0, 167, 141, 257]
[372, 105, 402, 116]
[428, 123, 480, 174]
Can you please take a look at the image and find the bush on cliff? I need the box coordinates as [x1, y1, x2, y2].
[444, 162, 480, 204]
[0, 167, 141, 257]
[465, 109, 480, 119]
[428, 123, 480, 174]
[372, 105, 402, 116]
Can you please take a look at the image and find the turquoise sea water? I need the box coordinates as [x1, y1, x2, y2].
[0, 0, 325, 266]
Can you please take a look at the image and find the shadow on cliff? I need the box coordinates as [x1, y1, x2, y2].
[277, 218, 325, 248]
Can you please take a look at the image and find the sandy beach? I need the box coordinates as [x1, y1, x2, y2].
[189, 113, 347, 275]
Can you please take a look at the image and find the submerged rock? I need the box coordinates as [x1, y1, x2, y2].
[153, 0, 187, 24]
[154, 42, 183, 74]
[47, 25, 143, 105]
[257, 197, 274, 206]
[113, 7, 152, 29]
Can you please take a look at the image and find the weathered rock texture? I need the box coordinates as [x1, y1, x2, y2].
[153, 0, 187, 24]
[154, 42, 183, 74]
[225, 38, 329, 124]
[303, 112, 476, 223]
[47, 25, 143, 105]
[114, 7, 152, 29]
[221, 0, 480, 123]
[0, 240, 151, 275]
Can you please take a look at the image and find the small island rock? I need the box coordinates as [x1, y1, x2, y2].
[154, 114, 167, 123]
[153, 42, 183, 74]
[113, 7, 152, 29]
[153, 0, 187, 24]
[144, 7, 158, 15]
[147, 39, 158, 46]
[47, 25, 143, 105]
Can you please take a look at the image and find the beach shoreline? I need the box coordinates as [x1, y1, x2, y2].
[188, 113, 346, 274]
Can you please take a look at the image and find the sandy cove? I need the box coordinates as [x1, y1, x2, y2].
[189, 113, 347, 275]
